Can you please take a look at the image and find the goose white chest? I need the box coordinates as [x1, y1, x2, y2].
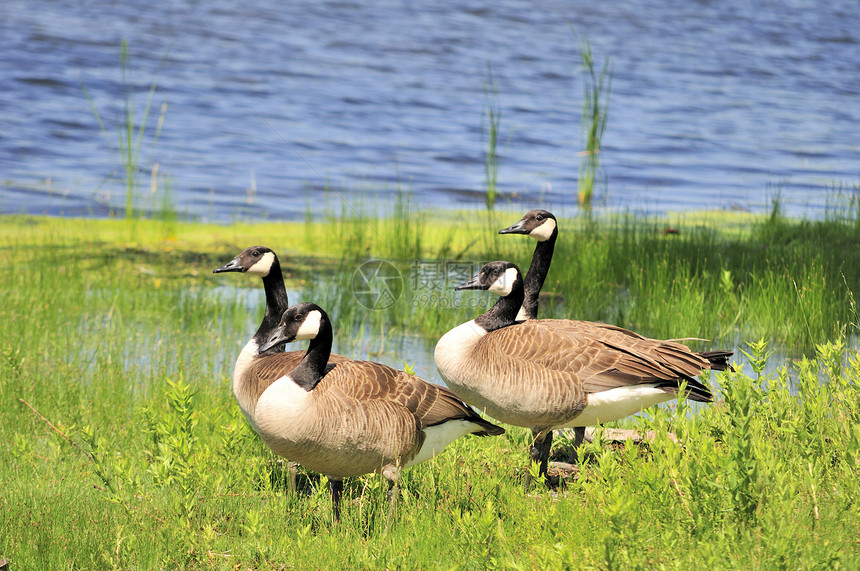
[434, 320, 486, 388]
[232, 339, 260, 426]
[253, 375, 313, 441]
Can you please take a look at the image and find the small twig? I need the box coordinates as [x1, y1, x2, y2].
[808, 463, 820, 524]
[20, 398, 171, 526]
[138, 503, 167, 525]
[671, 475, 695, 520]
[19, 397, 92, 459]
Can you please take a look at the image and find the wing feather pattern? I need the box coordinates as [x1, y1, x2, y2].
[316, 361, 503, 435]
[479, 319, 720, 402]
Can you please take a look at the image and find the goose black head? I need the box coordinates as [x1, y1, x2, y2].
[259, 302, 327, 353]
[213, 246, 277, 277]
[455, 261, 522, 297]
[498, 209, 557, 242]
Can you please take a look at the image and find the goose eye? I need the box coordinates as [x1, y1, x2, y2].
[536, 214, 544, 221]
[252, 250, 261, 257]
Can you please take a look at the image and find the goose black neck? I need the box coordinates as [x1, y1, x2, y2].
[290, 318, 333, 391]
[254, 259, 289, 351]
[474, 281, 525, 333]
[521, 231, 556, 320]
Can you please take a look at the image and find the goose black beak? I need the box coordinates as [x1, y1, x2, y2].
[213, 257, 244, 274]
[259, 325, 293, 353]
[455, 274, 486, 291]
[498, 219, 528, 235]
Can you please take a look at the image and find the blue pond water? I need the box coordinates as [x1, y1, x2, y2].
[1, 0, 858, 220]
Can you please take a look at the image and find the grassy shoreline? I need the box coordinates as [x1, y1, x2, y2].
[6, 201, 858, 349]
[2, 210, 859, 568]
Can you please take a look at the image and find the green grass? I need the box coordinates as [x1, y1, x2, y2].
[1, 209, 859, 568]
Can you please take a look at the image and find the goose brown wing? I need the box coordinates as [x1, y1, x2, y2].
[586, 329, 718, 401]
[542, 319, 647, 339]
[481, 320, 714, 397]
[321, 361, 504, 434]
[413, 382, 504, 434]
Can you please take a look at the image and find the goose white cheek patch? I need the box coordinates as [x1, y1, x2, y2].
[487, 267, 519, 296]
[294, 310, 322, 340]
[530, 218, 556, 241]
[247, 252, 275, 276]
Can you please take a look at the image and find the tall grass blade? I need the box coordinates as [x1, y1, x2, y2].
[82, 39, 172, 220]
[483, 65, 502, 211]
[576, 34, 613, 208]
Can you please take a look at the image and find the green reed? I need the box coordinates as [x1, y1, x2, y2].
[82, 40, 171, 222]
[576, 34, 613, 208]
[483, 65, 502, 212]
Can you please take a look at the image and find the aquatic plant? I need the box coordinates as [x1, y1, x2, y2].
[482, 65, 502, 211]
[82, 39, 170, 221]
[577, 34, 613, 208]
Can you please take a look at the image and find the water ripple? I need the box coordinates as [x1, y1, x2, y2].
[1, 0, 858, 220]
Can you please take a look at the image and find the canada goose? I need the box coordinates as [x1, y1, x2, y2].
[255, 302, 504, 521]
[213, 246, 348, 427]
[434, 261, 732, 479]
[499, 209, 591, 455]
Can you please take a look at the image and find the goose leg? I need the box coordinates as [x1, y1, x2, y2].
[330, 478, 344, 523]
[381, 464, 402, 532]
[569, 426, 586, 464]
[288, 461, 298, 495]
[529, 428, 554, 484]
[385, 478, 400, 532]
